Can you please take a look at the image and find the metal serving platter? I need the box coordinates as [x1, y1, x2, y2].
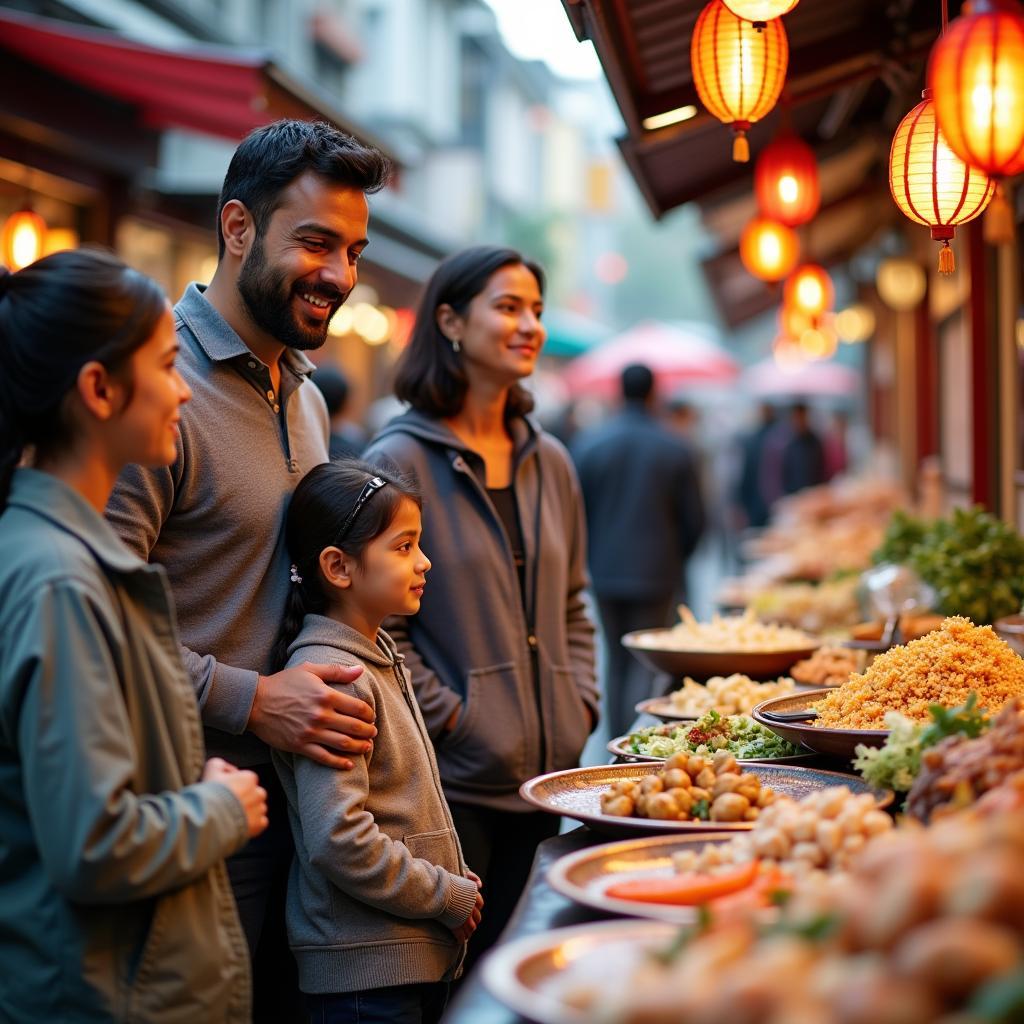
[519, 762, 892, 838]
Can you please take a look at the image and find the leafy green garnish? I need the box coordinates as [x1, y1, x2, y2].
[691, 799, 710, 820]
[920, 691, 988, 746]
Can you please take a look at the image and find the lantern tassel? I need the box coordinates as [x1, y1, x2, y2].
[733, 131, 750, 163]
[937, 240, 955, 275]
[984, 183, 1015, 246]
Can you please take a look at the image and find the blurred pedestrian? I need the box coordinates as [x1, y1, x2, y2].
[107, 120, 391, 1022]
[365, 245, 598, 973]
[314, 363, 367, 459]
[572, 364, 705, 738]
[0, 250, 268, 1022]
[735, 402, 777, 529]
[780, 401, 827, 495]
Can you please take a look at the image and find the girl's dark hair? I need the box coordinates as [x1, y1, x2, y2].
[272, 457, 422, 670]
[393, 245, 545, 419]
[0, 248, 167, 510]
[216, 119, 392, 258]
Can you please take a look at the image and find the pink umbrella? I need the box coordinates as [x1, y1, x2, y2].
[561, 320, 739, 399]
[743, 358, 862, 397]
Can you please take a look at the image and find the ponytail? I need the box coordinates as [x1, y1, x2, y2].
[271, 569, 325, 672]
[0, 249, 166, 513]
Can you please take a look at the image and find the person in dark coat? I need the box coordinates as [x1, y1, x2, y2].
[735, 403, 777, 529]
[780, 401, 827, 496]
[572, 364, 705, 738]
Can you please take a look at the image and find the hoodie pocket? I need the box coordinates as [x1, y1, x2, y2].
[436, 662, 531, 791]
[404, 828, 461, 875]
[548, 665, 592, 771]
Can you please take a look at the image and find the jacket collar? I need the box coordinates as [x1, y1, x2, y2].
[288, 613, 400, 668]
[374, 408, 541, 459]
[8, 468, 147, 576]
[175, 283, 316, 378]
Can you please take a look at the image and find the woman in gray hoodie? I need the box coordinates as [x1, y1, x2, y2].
[271, 459, 482, 1024]
[364, 246, 599, 968]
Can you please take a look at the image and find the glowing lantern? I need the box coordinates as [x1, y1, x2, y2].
[691, 0, 788, 162]
[876, 258, 927, 312]
[740, 217, 800, 281]
[722, 0, 799, 23]
[797, 323, 838, 360]
[755, 134, 820, 226]
[835, 304, 876, 343]
[929, 0, 1024, 243]
[783, 263, 833, 319]
[778, 302, 814, 338]
[0, 209, 46, 270]
[889, 90, 995, 273]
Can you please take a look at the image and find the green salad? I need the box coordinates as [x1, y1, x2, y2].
[853, 692, 989, 793]
[627, 710, 800, 760]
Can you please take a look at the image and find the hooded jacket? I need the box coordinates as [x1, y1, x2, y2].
[0, 469, 250, 1023]
[272, 616, 479, 994]
[364, 410, 599, 811]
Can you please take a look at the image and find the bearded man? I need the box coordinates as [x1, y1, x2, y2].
[107, 120, 391, 1022]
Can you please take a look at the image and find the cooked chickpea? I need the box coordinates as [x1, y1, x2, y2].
[640, 774, 664, 795]
[662, 768, 690, 790]
[696, 767, 718, 790]
[711, 793, 751, 822]
[712, 772, 743, 797]
[647, 792, 684, 820]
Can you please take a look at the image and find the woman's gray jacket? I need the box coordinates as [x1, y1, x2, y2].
[0, 469, 251, 1022]
[365, 410, 599, 811]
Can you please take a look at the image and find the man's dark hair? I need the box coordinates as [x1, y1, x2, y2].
[216, 119, 392, 257]
[621, 363, 654, 402]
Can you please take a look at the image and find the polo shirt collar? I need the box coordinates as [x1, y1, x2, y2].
[176, 282, 317, 378]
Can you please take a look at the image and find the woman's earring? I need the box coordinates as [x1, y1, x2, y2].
[451, 338, 461, 353]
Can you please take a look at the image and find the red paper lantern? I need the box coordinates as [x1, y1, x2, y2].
[740, 217, 800, 281]
[889, 90, 995, 273]
[691, 0, 788, 162]
[755, 134, 820, 226]
[783, 264, 833, 318]
[928, 0, 1024, 243]
[723, 0, 799, 23]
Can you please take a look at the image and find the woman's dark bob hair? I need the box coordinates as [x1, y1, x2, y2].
[393, 245, 545, 419]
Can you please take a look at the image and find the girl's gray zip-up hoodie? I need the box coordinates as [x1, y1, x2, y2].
[272, 616, 479, 995]
[365, 410, 599, 812]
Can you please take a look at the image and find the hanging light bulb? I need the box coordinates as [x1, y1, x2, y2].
[691, 0, 788, 161]
[929, 0, 1024, 244]
[740, 217, 800, 281]
[0, 208, 46, 270]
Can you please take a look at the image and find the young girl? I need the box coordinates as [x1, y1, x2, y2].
[271, 459, 483, 1024]
[0, 249, 267, 1022]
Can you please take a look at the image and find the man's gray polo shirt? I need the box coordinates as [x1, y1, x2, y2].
[107, 283, 329, 766]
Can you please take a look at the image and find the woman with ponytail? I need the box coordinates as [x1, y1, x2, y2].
[0, 250, 268, 1023]
[271, 458, 482, 1024]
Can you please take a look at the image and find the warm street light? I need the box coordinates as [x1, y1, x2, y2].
[740, 217, 800, 281]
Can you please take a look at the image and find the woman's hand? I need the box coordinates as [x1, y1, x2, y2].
[203, 758, 269, 838]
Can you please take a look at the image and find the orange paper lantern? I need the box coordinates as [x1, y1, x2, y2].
[0, 209, 46, 271]
[783, 263, 833, 318]
[928, 0, 1024, 243]
[740, 217, 800, 281]
[691, 0, 788, 162]
[889, 90, 995, 273]
[722, 0, 799, 23]
[755, 134, 820, 226]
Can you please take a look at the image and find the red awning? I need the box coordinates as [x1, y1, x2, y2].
[0, 7, 385, 147]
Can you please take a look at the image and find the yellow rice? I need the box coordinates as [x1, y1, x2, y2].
[813, 616, 1024, 729]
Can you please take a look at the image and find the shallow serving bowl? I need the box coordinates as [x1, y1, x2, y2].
[547, 832, 743, 924]
[519, 761, 891, 839]
[606, 733, 815, 765]
[483, 920, 678, 1024]
[622, 629, 818, 682]
[751, 688, 890, 761]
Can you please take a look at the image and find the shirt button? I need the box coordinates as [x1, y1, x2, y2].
[248, 360, 257, 369]
[266, 390, 275, 400]
[273, 404, 280, 414]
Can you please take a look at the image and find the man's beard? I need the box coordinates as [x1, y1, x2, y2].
[237, 239, 345, 351]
